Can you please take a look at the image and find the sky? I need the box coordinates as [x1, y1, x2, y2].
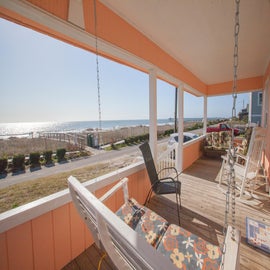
[0, 18, 250, 123]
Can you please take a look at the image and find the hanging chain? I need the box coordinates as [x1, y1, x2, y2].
[93, 0, 103, 147]
[227, 0, 240, 238]
[232, 0, 240, 119]
[221, 2, 240, 267]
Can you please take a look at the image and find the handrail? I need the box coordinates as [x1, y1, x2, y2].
[0, 161, 145, 233]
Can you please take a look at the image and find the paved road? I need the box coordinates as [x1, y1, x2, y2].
[0, 144, 143, 189]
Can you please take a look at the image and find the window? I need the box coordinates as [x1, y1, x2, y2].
[258, 92, 263, 106]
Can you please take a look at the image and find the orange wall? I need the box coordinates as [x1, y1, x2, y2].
[0, 204, 92, 270]
[0, 169, 149, 270]
[183, 139, 203, 170]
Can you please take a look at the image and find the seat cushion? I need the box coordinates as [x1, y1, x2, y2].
[115, 198, 144, 229]
[155, 181, 181, 195]
[116, 198, 169, 248]
[157, 224, 222, 270]
[135, 206, 169, 248]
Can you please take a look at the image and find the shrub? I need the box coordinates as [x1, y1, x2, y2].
[111, 143, 117, 150]
[0, 157, 8, 173]
[29, 152, 40, 166]
[164, 129, 174, 136]
[56, 148, 66, 162]
[44, 150, 53, 164]
[125, 134, 149, 145]
[12, 154, 25, 172]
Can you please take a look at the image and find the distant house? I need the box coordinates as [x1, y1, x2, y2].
[249, 90, 263, 125]
[238, 105, 249, 121]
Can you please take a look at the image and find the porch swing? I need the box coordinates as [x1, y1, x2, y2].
[68, 0, 241, 269]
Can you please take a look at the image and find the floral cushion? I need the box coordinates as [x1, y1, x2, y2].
[205, 133, 212, 147]
[156, 224, 222, 270]
[116, 199, 169, 248]
[219, 131, 231, 148]
[135, 207, 169, 248]
[204, 131, 232, 152]
[115, 198, 144, 229]
[211, 132, 220, 148]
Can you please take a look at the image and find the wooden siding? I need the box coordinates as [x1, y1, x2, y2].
[0, 164, 149, 270]
[183, 137, 203, 170]
[64, 157, 270, 270]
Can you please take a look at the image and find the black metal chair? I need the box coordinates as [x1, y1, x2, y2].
[139, 141, 181, 225]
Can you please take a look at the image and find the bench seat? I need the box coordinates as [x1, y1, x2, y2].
[68, 176, 240, 270]
[157, 224, 222, 269]
[116, 197, 222, 269]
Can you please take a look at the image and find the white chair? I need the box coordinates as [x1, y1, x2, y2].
[219, 127, 267, 198]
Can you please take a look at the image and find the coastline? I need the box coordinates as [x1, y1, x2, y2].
[0, 118, 206, 139]
[0, 121, 202, 156]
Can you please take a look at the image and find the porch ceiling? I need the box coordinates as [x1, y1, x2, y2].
[101, 0, 270, 85]
[0, 0, 269, 96]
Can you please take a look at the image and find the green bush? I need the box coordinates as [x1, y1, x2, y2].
[0, 157, 8, 173]
[56, 148, 66, 162]
[164, 129, 174, 136]
[12, 154, 25, 172]
[111, 143, 117, 150]
[29, 152, 40, 166]
[44, 150, 53, 164]
[185, 122, 203, 131]
[125, 134, 149, 145]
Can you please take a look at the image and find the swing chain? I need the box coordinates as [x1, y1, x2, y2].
[93, 0, 103, 147]
[230, 0, 240, 241]
[221, 2, 240, 267]
[232, 0, 240, 118]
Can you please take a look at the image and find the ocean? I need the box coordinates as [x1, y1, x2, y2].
[0, 118, 204, 138]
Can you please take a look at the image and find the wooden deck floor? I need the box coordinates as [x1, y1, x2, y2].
[63, 157, 270, 270]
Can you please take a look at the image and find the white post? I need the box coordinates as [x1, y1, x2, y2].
[177, 85, 184, 172]
[149, 69, 157, 162]
[203, 96, 207, 135]
[249, 92, 252, 125]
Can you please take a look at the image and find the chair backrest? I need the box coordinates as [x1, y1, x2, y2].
[139, 142, 159, 185]
[245, 127, 266, 178]
[68, 176, 177, 270]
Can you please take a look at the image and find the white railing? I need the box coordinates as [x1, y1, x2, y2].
[156, 143, 178, 178]
[156, 135, 205, 178]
